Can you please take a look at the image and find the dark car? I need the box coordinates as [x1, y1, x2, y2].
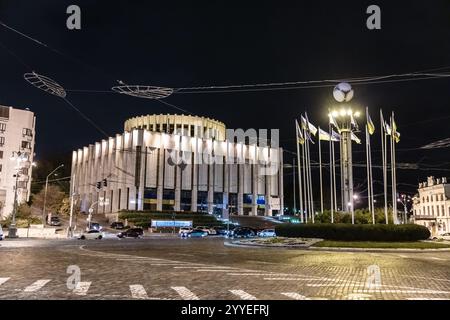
[86, 222, 102, 231]
[117, 227, 144, 239]
[211, 226, 228, 236]
[232, 227, 256, 238]
[110, 221, 125, 229]
[187, 230, 208, 238]
[48, 216, 62, 227]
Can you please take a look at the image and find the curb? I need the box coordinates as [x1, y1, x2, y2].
[225, 241, 450, 253]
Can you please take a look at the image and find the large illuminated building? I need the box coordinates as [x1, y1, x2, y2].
[0, 106, 36, 219]
[70, 114, 284, 218]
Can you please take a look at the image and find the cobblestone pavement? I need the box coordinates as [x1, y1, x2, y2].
[0, 237, 449, 300]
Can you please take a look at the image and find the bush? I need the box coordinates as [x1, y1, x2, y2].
[275, 223, 431, 241]
[315, 208, 394, 224]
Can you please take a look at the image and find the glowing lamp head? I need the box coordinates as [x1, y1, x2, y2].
[333, 82, 354, 103]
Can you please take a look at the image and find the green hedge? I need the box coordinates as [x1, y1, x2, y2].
[275, 223, 431, 241]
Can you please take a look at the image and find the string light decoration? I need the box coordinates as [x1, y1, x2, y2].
[24, 72, 67, 98]
[112, 83, 174, 100]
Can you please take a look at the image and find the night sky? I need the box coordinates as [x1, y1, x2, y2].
[0, 1, 449, 206]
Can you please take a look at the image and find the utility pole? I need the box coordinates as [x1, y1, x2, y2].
[8, 174, 20, 238]
[42, 164, 64, 225]
[68, 173, 76, 238]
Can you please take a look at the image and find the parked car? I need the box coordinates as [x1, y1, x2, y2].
[78, 230, 104, 240]
[0, 225, 3, 241]
[211, 226, 228, 236]
[257, 229, 276, 237]
[179, 227, 193, 236]
[187, 230, 208, 238]
[87, 222, 102, 231]
[117, 227, 144, 239]
[435, 233, 450, 240]
[233, 227, 256, 238]
[195, 226, 216, 235]
[110, 221, 125, 230]
[47, 216, 62, 227]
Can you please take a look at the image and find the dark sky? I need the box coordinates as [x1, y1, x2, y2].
[0, 0, 449, 205]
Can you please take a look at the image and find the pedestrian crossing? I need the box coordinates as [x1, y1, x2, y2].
[0, 275, 449, 300]
[23, 279, 51, 292]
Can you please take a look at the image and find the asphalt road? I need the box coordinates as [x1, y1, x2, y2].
[0, 237, 449, 300]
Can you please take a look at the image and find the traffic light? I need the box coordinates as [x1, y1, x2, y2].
[103, 178, 107, 187]
[96, 181, 101, 189]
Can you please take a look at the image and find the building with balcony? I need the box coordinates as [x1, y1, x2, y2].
[0, 106, 36, 219]
[71, 114, 284, 218]
[412, 176, 450, 236]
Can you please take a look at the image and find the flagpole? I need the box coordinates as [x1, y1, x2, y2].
[302, 126, 308, 223]
[329, 122, 334, 223]
[366, 124, 374, 224]
[304, 126, 311, 222]
[293, 157, 297, 215]
[307, 132, 314, 223]
[391, 112, 398, 224]
[304, 124, 313, 223]
[318, 127, 324, 215]
[381, 110, 388, 224]
[332, 139, 337, 212]
[366, 107, 375, 224]
[369, 132, 375, 222]
[295, 120, 304, 223]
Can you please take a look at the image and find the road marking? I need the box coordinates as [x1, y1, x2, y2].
[281, 292, 309, 300]
[24, 279, 51, 292]
[0, 278, 10, 286]
[229, 290, 257, 300]
[195, 269, 233, 272]
[171, 286, 199, 300]
[346, 293, 373, 300]
[130, 285, 148, 299]
[407, 297, 448, 300]
[173, 266, 232, 269]
[398, 255, 409, 258]
[429, 257, 446, 261]
[73, 282, 91, 296]
[355, 289, 450, 294]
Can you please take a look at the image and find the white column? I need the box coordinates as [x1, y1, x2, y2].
[156, 148, 164, 211]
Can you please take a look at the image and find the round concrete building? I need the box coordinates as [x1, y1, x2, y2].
[71, 114, 284, 217]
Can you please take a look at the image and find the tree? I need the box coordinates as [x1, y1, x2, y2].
[31, 185, 66, 216]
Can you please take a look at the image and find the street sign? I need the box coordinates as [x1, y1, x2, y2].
[151, 220, 192, 228]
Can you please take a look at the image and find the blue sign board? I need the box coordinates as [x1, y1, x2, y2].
[151, 220, 193, 228]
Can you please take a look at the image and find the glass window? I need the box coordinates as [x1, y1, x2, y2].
[0, 123, 6, 132]
[0, 137, 5, 146]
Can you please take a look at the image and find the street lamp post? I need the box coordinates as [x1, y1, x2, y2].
[329, 108, 360, 224]
[42, 164, 64, 225]
[7, 173, 20, 238]
[397, 194, 411, 224]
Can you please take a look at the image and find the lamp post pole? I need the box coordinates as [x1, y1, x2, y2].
[42, 164, 64, 225]
[7, 173, 20, 238]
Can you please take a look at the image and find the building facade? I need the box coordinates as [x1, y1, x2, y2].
[0, 106, 36, 219]
[412, 176, 450, 236]
[71, 114, 284, 217]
